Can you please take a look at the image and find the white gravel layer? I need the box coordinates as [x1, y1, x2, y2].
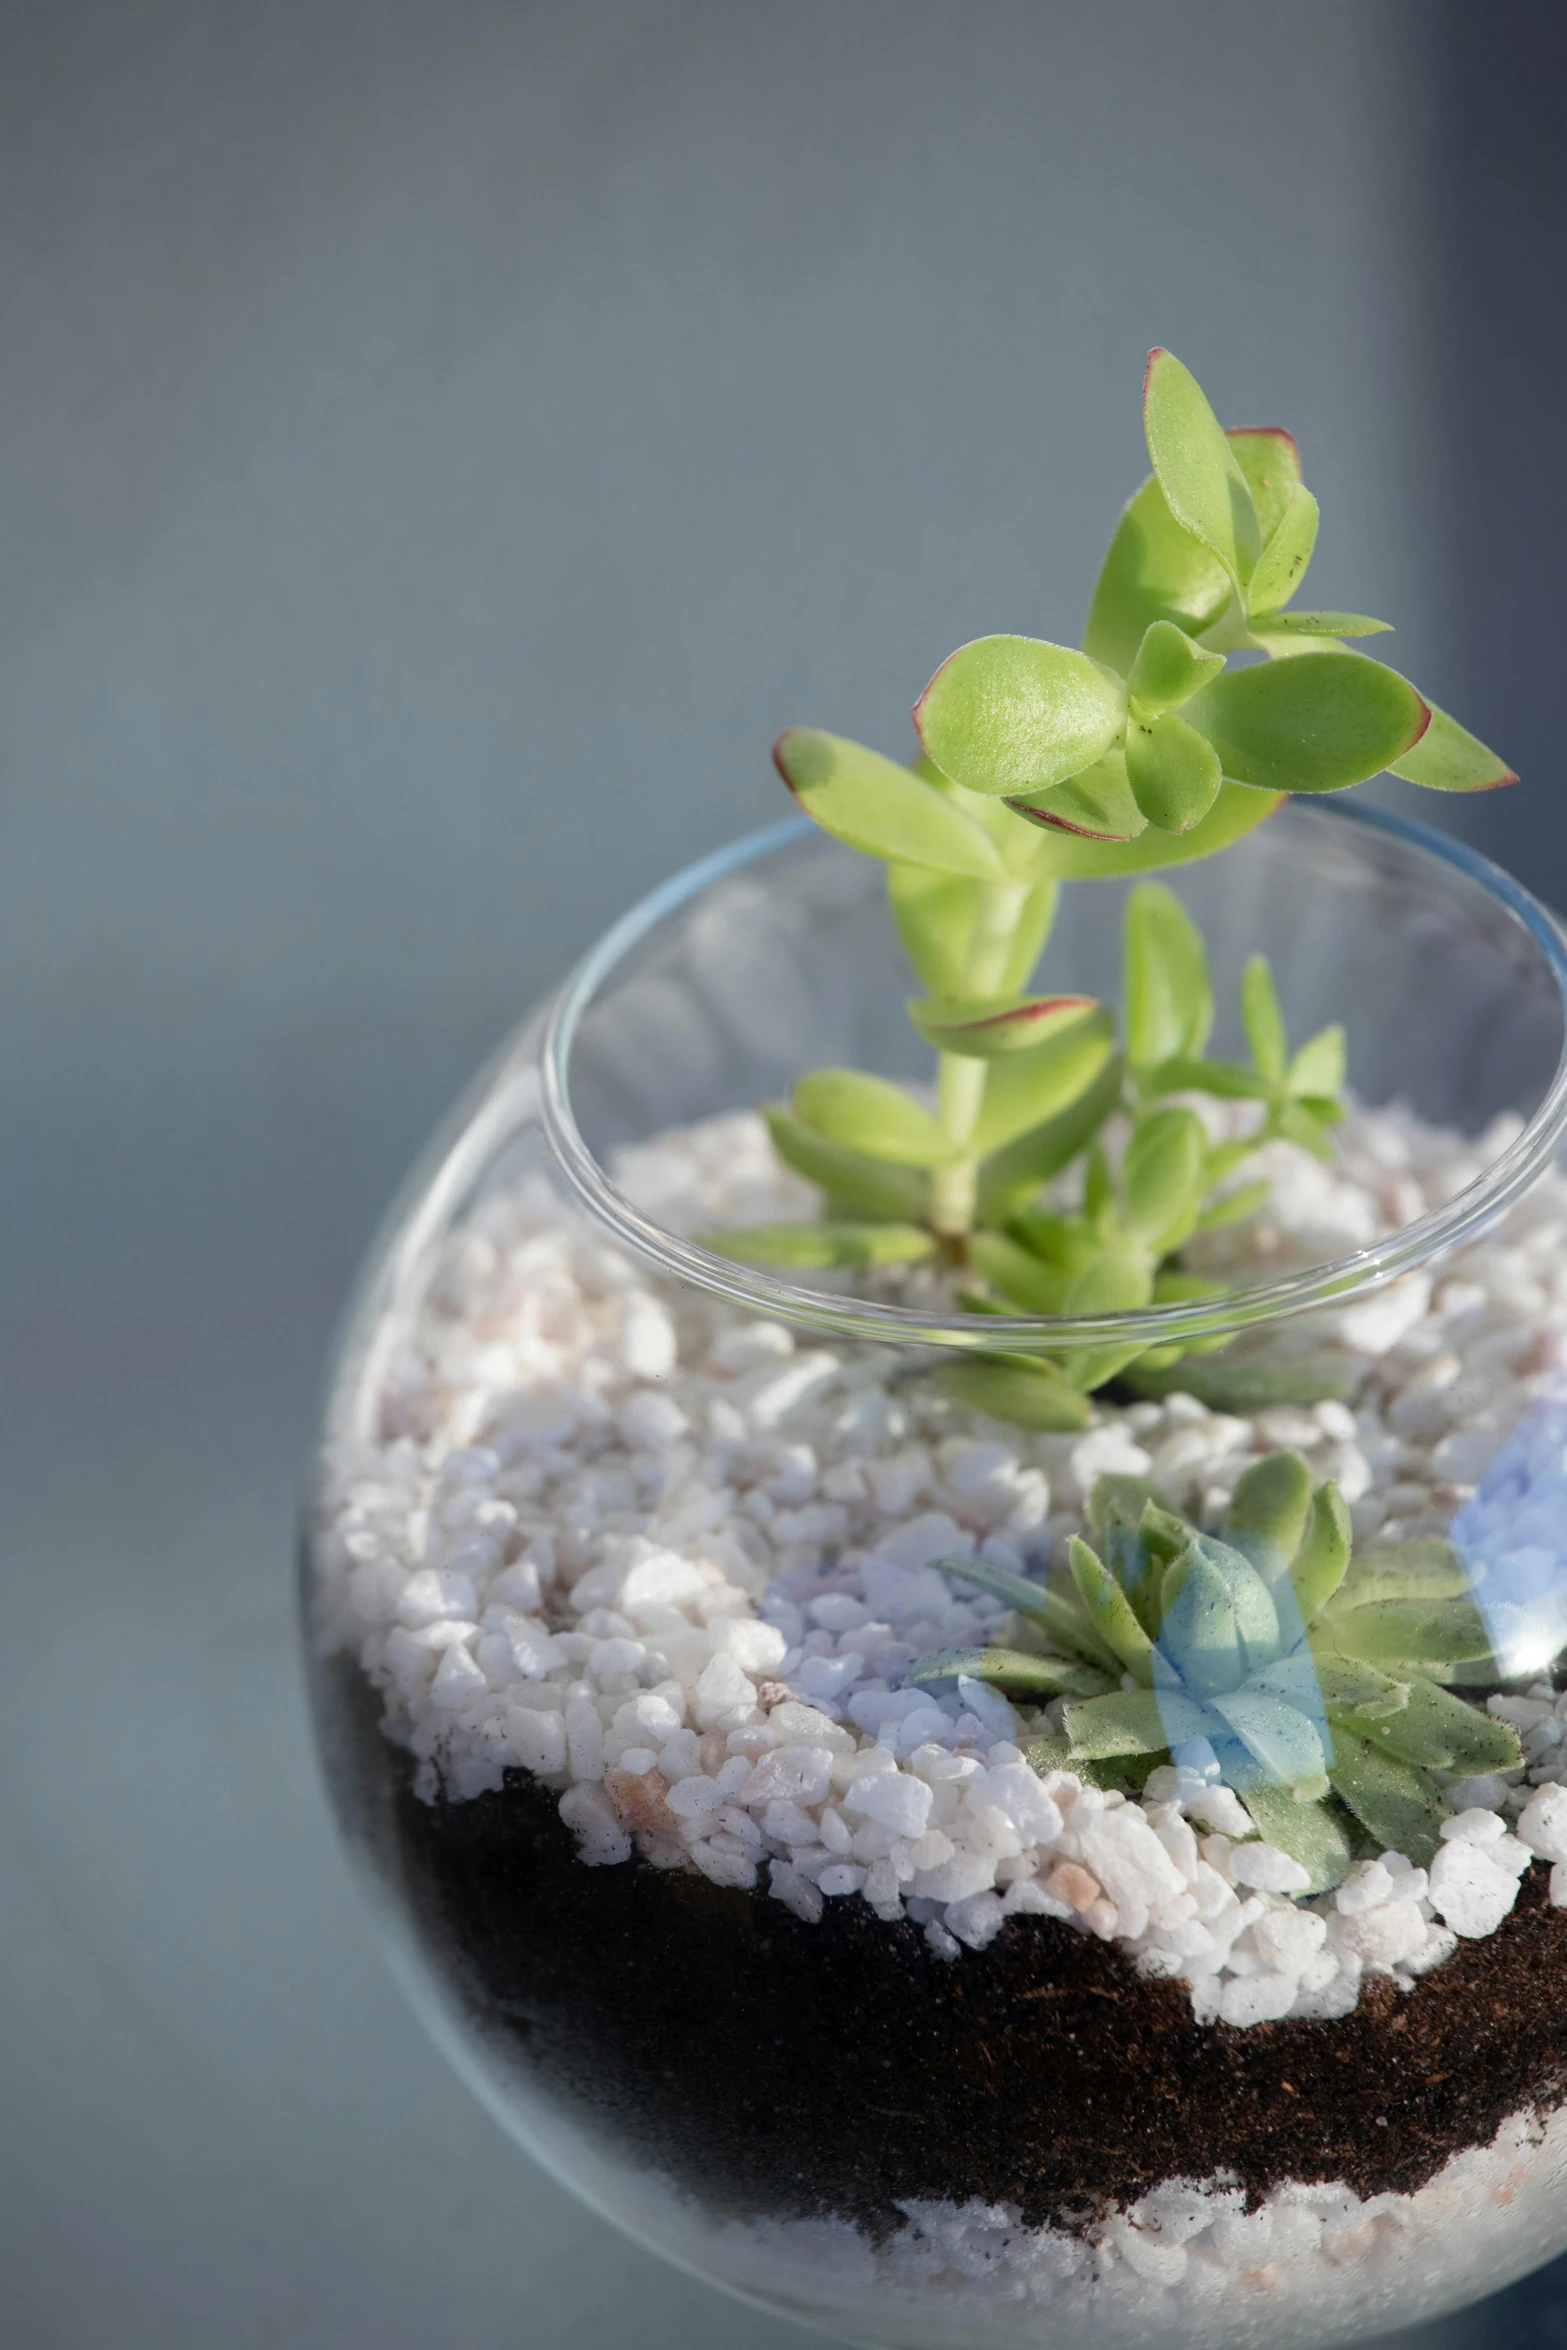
[687, 2097, 1567, 2350]
[317, 1100, 1567, 2028]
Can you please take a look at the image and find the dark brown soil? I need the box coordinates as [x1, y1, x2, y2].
[321, 1658, 1567, 2239]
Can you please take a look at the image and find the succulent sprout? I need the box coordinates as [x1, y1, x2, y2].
[709, 873, 1349, 1421]
[703, 351, 1514, 1428]
[907, 1453, 1522, 1891]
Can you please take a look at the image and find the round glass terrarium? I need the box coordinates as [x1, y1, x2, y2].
[304, 798, 1567, 2350]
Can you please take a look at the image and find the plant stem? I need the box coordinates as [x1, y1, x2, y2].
[930, 1055, 988, 1238]
[928, 878, 1044, 1242]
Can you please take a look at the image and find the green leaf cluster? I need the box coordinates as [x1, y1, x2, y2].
[702, 349, 1517, 1427]
[704, 878, 1351, 1426]
[775, 354, 1511, 912]
[910, 350, 1511, 852]
[1125, 888, 1347, 1164]
[908, 1456, 1522, 1891]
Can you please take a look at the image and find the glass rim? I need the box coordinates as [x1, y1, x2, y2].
[539, 801, 1567, 1355]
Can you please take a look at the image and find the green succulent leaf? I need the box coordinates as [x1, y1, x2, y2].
[940, 1357, 1094, 1432]
[1023, 1735, 1153, 1795]
[1147, 1054, 1271, 1100]
[1122, 1106, 1207, 1249]
[1083, 1141, 1113, 1223]
[1062, 1248, 1156, 1315]
[930, 1555, 1120, 1672]
[1159, 1535, 1279, 1697]
[1346, 1676, 1522, 1775]
[1212, 1687, 1329, 1796]
[1335, 1538, 1473, 1610]
[1192, 1178, 1272, 1234]
[904, 1646, 1109, 1699]
[1056, 1251, 1160, 1393]
[969, 1230, 1068, 1313]
[1320, 1596, 1496, 1681]
[1085, 1480, 1176, 1633]
[1245, 1643, 1331, 1718]
[1314, 1653, 1409, 1718]
[1247, 630, 1348, 663]
[914, 635, 1128, 800]
[1123, 1352, 1358, 1411]
[1064, 1684, 1207, 1760]
[773, 728, 1005, 878]
[1183, 653, 1430, 794]
[1061, 1349, 1161, 1400]
[1226, 426, 1303, 544]
[993, 884, 1065, 996]
[1143, 349, 1262, 590]
[1127, 620, 1227, 713]
[1087, 1473, 1168, 1537]
[1328, 1725, 1446, 1865]
[1289, 1482, 1353, 1624]
[1288, 1023, 1346, 1099]
[1068, 1536, 1156, 1683]
[1083, 474, 1233, 675]
[908, 991, 1106, 1061]
[1121, 1502, 1197, 1634]
[1251, 610, 1392, 640]
[1124, 881, 1214, 1070]
[1125, 712, 1223, 833]
[1150, 1268, 1227, 1308]
[763, 1106, 929, 1222]
[1006, 751, 1148, 842]
[1388, 698, 1517, 793]
[1240, 954, 1288, 1085]
[792, 1069, 957, 1167]
[1005, 1208, 1101, 1273]
[885, 863, 980, 996]
[1002, 780, 1283, 881]
[969, 1014, 1115, 1155]
[1165, 1541, 1249, 1691]
[1204, 1137, 1263, 1184]
[1237, 1781, 1352, 1892]
[976, 1055, 1124, 1223]
[1226, 1451, 1313, 1575]
[1140, 1500, 1199, 1570]
[1272, 1096, 1340, 1161]
[912, 754, 1068, 883]
[1244, 484, 1320, 616]
[886, 828, 1060, 994]
[702, 1220, 936, 1269]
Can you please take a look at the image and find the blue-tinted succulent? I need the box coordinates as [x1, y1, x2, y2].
[909, 1452, 1521, 1890]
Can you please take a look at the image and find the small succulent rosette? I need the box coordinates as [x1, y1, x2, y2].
[910, 1452, 1526, 1893]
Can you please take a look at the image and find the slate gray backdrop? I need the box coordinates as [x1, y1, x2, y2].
[3, 3, 1564, 2344]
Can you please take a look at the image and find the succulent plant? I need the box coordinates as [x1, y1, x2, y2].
[704, 351, 1512, 1428]
[906, 1452, 1522, 1890]
[713, 873, 1347, 1424]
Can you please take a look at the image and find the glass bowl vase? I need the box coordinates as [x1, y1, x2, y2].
[303, 797, 1567, 2350]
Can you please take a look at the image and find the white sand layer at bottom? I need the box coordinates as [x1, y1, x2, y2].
[666, 2098, 1567, 2350]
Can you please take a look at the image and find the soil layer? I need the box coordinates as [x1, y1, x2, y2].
[325, 1659, 1567, 2238]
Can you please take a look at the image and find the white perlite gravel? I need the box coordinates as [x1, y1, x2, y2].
[687, 2098, 1567, 2350]
[317, 1099, 1567, 2030]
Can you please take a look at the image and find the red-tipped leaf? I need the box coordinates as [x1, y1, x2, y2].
[773, 727, 1004, 878]
[907, 991, 1105, 1060]
[1183, 654, 1429, 793]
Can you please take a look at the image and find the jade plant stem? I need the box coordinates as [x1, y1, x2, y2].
[929, 878, 1048, 1243]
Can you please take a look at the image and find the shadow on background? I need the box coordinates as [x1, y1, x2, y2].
[0, 3, 1564, 2344]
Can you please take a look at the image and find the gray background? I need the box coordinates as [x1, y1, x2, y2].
[3, 3, 1566, 2343]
